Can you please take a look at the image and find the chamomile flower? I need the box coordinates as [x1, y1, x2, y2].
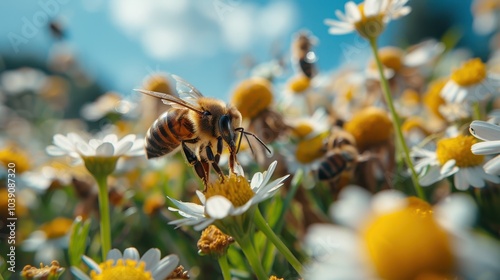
[46, 133, 144, 176]
[441, 58, 500, 103]
[304, 186, 500, 280]
[411, 134, 500, 190]
[72, 247, 180, 280]
[168, 161, 288, 231]
[324, 0, 411, 39]
[470, 120, 500, 175]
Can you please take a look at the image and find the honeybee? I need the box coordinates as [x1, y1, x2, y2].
[135, 75, 269, 186]
[314, 128, 359, 182]
[292, 31, 318, 79]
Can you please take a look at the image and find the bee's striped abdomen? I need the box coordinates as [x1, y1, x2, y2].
[145, 109, 195, 159]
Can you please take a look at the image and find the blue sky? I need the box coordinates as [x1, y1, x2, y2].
[0, 0, 480, 101]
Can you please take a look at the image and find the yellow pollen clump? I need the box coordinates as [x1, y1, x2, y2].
[423, 78, 447, 120]
[22, 261, 63, 278]
[269, 276, 284, 280]
[231, 78, 273, 119]
[287, 74, 311, 94]
[39, 217, 74, 239]
[436, 135, 484, 167]
[370, 47, 404, 72]
[362, 201, 455, 280]
[291, 122, 314, 138]
[450, 58, 487, 86]
[204, 175, 254, 208]
[295, 135, 326, 164]
[344, 107, 393, 150]
[355, 3, 386, 39]
[197, 225, 235, 256]
[166, 265, 190, 279]
[0, 145, 31, 173]
[91, 259, 152, 280]
[402, 117, 430, 135]
[144, 74, 172, 94]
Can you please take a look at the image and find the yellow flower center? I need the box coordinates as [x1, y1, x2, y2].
[436, 135, 484, 167]
[423, 78, 447, 120]
[39, 217, 74, 239]
[231, 78, 273, 119]
[344, 107, 393, 150]
[402, 117, 430, 135]
[450, 58, 487, 86]
[291, 122, 314, 138]
[91, 259, 152, 280]
[295, 135, 325, 164]
[143, 194, 165, 216]
[0, 145, 31, 173]
[362, 197, 455, 280]
[204, 175, 254, 207]
[22, 261, 63, 278]
[287, 75, 311, 94]
[370, 47, 404, 72]
[144, 74, 172, 94]
[401, 88, 421, 105]
[355, 3, 386, 39]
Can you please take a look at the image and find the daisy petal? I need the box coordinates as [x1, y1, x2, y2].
[141, 248, 161, 271]
[96, 142, 115, 156]
[123, 247, 140, 261]
[484, 155, 500, 175]
[106, 249, 122, 264]
[205, 196, 234, 219]
[151, 254, 179, 280]
[471, 141, 500, 154]
[470, 120, 500, 141]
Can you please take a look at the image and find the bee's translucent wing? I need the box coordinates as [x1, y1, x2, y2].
[171, 74, 204, 101]
[134, 89, 203, 114]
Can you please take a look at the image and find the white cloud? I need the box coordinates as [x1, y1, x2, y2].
[108, 0, 299, 60]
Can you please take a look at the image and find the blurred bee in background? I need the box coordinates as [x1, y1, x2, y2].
[291, 30, 318, 79]
[136, 75, 269, 187]
[314, 127, 359, 185]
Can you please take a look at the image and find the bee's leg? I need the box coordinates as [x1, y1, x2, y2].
[215, 136, 223, 164]
[206, 142, 225, 182]
[182, 141, 209, 187]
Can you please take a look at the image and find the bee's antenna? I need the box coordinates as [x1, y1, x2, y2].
[235, 127, 272, 156]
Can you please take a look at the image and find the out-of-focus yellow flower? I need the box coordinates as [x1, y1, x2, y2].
[287, 74, 311, 94]
[231, 77, 273, 119]
[0, 144, 31, 173]
[345, 107, 393, 150]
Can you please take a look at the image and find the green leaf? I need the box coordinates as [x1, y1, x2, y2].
[68, 217, 91, 267]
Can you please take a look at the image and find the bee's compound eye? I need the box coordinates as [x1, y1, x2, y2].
[219, 115, 235, 147]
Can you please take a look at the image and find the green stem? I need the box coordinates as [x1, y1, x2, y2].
[218, 254, 232, 280]
[235, 234, 268, 280]
[472, 101, 482, 120]
[95, 175, 112, 260]
[254, 209, 303, 276]
[275, 169, 303, 233]
[368, 38, 426, 200]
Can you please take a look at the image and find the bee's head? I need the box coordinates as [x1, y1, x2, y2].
[219, 106, 242, 151]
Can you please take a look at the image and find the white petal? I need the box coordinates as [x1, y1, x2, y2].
[435, 193, 477, 232]
[440, 159, 458, 176]
[46, 145, 69, 156]
[465, 167, 485, 188]
[96, 142, 115, 156]
[82, 255, 101, 272]
[141, 248, 161, 271]
[345, 2, 361, 22]
[103, 134, 118, 144]
[454, 170, 470, 191]
[330, 185, 371, 228]
[123, 247, 140, 261]
[371, 190, 406, 215]
[53, 134, 75, 151]
[168, 198, 205, 216]
[471, 141, 500, 155]
[205, 196, 234, 219]
[76, 141, 94, 156]
[106, 249, 122, 264]
[419, 165, 443, 186]
[484, 155, 500, 175]
[115, 141, 133, 156]
[70, 267, 92, 280]
[151, 254, 179, 280]
[470, 120, 500, 141]
[193, 219, 215, 231]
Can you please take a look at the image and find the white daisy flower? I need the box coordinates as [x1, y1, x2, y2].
[71, 247, 180, 280]
[441, 58, 500, 103]
[81, 92, 136, 121]
[304, 186, 500, 280]
[46, 133, 144, 165]
[324, 0, 411, 38]
[470, 120, 500, 175]
[168, 161, 288, 231]
[472, 0, 500, 35]
[411, 134, 500, 190]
